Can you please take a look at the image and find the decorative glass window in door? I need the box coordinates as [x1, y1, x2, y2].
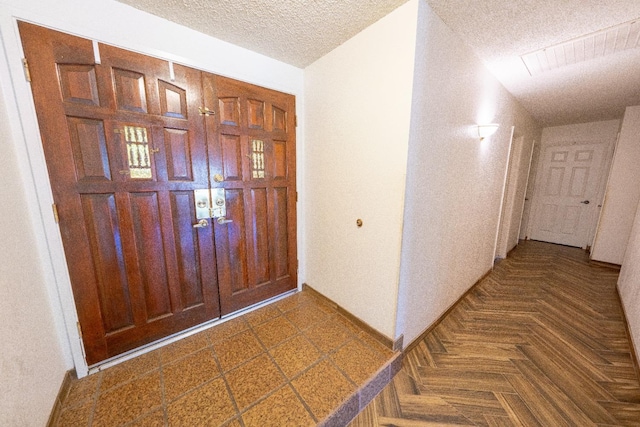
[124, 125, 152, 179]
[251, 139, 265, 179]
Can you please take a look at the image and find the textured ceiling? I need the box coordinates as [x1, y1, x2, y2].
[116, 0, 640, 127]
[425, 0, 640, 126]
[114, 0, 408, 67]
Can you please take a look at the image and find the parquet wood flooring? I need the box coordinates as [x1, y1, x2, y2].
[350, 240, 640, 426]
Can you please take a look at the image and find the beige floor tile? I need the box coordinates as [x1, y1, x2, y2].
[166, 377, 237, 426]
[304, 318, 354, 353]
[242, 385, 316, 427]
[284, 303, 330, 331]
[162, 347, 220, 402]
[291, 359, 356, 421]
[275, 291, 316, 312]
[225, 353, 286, 410]
[92, 370, 163, 427]
[55, 398, 93, 426]
[100, 350, 161, 392]
[205, 316, 250, 344]
[213, 329, 264, 372]
[254, 315, 298, 348]
[63, 371, 101, 408]
[244, 304, 281, 327]
[330, 338, 385, 384]
[127, 409, 165, 427]
[357, 330, 395, 358]
[269, 334, 322, 379]
[160, 332, 210, 364]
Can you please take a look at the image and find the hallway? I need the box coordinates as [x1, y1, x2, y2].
[350, 240, 640, 426]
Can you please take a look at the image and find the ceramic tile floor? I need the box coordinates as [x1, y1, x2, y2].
[52, 290, 400, 426]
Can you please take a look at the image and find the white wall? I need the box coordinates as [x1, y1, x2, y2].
[304, 0, 419, 339]
[618, 197, 640, 360]
[525, 119, 620, 249]
[496, 133, 536, 258]
[0, 86, 67, 426]
[0, 0, 304, 421]
[592, 107, 640, 264]
[395, 1, 541, 346]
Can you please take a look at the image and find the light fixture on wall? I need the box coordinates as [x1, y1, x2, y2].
[477, 124, 499, 140]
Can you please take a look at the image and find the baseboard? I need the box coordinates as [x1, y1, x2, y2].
[302, 283, 395, 351]
[589, 259, 622, 270]
[404, 268, 492, 354]
[615, 286, 640, 385]
[47, 369, 74, 427]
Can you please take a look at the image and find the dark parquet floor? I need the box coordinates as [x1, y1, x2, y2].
[349, 240, 640, 426]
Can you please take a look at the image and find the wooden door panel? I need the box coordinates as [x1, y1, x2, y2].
[58, 64, 100, 105]
[250, 187, 271, 286]
[20, 22, 220, 364]
[204, 73, 297, 314]
[273, 187, 291, 280]
[169, 191, 203, 309]
[67, 117, 112, 182]
[21, 22, 296, 364]
[220, 134, 244, 181]
[113, 68, 148, 113]
[81, 193, 134, 334]
[128, 192, 173, 320]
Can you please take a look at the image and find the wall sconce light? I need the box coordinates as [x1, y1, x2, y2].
[477, 124, 499, 140]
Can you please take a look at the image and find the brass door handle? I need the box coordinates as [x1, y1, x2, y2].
[217, 217, 233, 225]
[193, 219, 209, 228]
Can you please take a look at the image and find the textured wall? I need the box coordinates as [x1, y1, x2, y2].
[395, 1, 541, 346]
[304, 0, 420, 338]
[592, 107, 640, 264]
[617, 198, 640, 361]
[0, 84, 67, 426]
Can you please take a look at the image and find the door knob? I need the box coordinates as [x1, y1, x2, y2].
[192, 219, 209, 228]
[580, 200, 590, 205]
[217, 217, 233, 225]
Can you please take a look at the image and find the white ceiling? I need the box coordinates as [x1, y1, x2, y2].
[116, 0, 640, 127]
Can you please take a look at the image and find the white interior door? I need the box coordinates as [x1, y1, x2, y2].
[529, 142, 607, 248]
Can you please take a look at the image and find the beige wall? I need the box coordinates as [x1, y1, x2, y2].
[304, 0, 419, 338]
[617, 197, 640, 360]
[592, 107, 640, 264]
[0, 86, 67, 426]
[395, 1, 541, 345]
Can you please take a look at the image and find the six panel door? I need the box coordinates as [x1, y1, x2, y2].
[19, 22, 295, 365]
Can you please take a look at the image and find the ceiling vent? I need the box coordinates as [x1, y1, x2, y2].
[521, 18, 640, 76]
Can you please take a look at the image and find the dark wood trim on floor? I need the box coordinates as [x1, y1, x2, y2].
[404, 268, 492, 354]
[590, 259, 622, 270]
[616, 286, 640, 385]
[302, 283, 395, 351]
[47, 370, 74, 427]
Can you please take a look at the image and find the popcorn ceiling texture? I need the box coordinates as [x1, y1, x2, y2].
[425, 0, 640, 126]
[116, 0, 640, 126]
[115, 0, 408, 68]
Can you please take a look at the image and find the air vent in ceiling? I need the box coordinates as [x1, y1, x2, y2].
[521, 18, 640, 76]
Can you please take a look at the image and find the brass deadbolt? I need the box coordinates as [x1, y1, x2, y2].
[356, 219, 363, 228]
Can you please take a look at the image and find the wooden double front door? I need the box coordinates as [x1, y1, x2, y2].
[19, 22, 297, 365]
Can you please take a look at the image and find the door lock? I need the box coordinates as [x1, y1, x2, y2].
[193, 219, 209, 228]
[580, 200, 590, 205]
[194, 188, 228, 219]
